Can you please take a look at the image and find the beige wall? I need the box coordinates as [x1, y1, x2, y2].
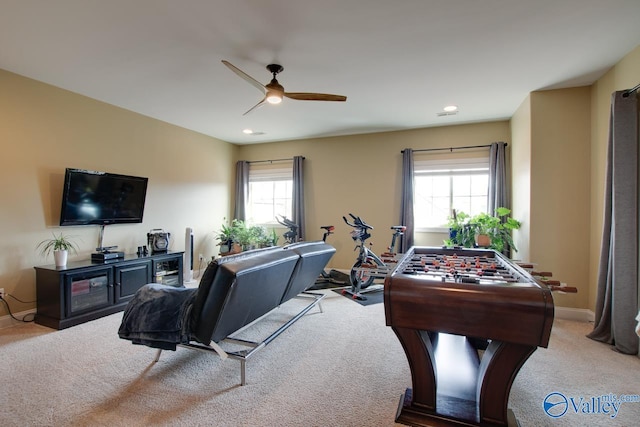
[529, 87, 592, 309]
[0, 69, 236, 317]
[511, 95, 532, 263]
[236, 122, 510, 270]
[512, 86, 601, 310]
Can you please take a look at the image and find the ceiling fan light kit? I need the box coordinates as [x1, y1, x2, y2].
[222, 60, 347, 115]
[266, 91, 283, 104]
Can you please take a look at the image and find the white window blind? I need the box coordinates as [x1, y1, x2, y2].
[414, 156, 489, 230]
[247, 163, 293, 225]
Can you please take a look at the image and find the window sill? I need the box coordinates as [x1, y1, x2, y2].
[415, 227, 449, 233]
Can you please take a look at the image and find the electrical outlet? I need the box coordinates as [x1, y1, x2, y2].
[0, 288, 5, 299]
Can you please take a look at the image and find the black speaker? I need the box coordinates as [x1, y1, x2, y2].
[147, 229, 170, 253]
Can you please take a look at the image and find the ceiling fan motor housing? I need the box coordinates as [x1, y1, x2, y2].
[266, 64, 284, 75]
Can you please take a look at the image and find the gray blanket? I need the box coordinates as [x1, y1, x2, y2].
[118, 283, 197, 350]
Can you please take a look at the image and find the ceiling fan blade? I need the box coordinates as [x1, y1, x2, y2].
[243, 97, 267, 116]
[284, 92, 347, 102]
[222, 60, 266, 94]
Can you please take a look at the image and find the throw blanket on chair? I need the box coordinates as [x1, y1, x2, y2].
[118, 283, 197, 350]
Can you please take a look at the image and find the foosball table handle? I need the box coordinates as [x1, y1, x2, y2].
[531, 271, 553, 277]
[547, 285, 578, 293]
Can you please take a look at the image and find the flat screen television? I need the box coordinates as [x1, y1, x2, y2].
[59, 168, 149, 226]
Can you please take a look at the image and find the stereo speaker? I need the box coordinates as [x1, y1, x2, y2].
[147, 229, 170, 253]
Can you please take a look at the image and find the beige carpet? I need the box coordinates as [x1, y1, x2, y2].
[1, 290, 639, 427]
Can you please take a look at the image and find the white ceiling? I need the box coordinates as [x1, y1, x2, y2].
[2, 1, 640, 144]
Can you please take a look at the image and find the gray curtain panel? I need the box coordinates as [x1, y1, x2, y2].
[292, 156, 306, 241]
[587, 90, 639, 355]
[400, 149, 415, 253]
[233, 160, 249, 221]
[488, 141, 510, 255]
[488, 141, 508, 215]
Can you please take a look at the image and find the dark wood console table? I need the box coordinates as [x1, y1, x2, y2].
[384, 247, 554, 426]
[34, 251, 183, 330]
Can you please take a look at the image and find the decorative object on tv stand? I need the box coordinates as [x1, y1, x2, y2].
[36, 233, 79, 267]
[147, 229, 171, 254]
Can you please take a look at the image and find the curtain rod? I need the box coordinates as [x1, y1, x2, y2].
[622, 83, 640, 98]
[401, 143, 507, 154]
[247, 156, 304, 164]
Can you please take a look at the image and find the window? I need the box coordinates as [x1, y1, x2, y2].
[414, 157, 489, 230]
[246, 164, 293, 225]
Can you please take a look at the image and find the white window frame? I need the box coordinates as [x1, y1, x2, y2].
[414, 156, 490, 232]
[246, 164, 293, 226]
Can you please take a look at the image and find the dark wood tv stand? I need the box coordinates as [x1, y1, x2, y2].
[34, 251, 183, 330]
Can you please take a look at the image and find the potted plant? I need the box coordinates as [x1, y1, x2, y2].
[268, 228, 279, 247]
[235, 222, 266, 251]
[471, 207, 521, 253]
[469, 212, 502, 248]
[37, 232, 79, 267]
[444, 207, 521, 254]
[216, 219, 242, 255]
[252, 226, 280, 248]
[444, 210, 475, 248]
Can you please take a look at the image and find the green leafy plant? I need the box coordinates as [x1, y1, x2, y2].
[216, 219, 279, 252]
[216, 218, 240, 246]
[233, 220, 253, 249]
[36, 233, 79, 258]
[268, 228, 279, 247]
[444, 207, 521, 254]
[444, 210, 475, 248]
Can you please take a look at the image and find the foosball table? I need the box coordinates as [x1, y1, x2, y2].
[384, 246, 555, 426]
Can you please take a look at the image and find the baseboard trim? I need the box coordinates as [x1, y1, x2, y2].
[0, 309, 37, 330]
[555, 306, 595, 322]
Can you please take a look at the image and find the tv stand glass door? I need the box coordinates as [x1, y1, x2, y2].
[65, 266, 114, 317]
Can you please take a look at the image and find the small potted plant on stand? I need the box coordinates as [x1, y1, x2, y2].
[37, 232, 79, 267]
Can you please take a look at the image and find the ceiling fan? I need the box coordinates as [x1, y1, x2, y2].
[222, 60, 347, 115]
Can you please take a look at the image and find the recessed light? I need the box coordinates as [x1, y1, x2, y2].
[443, 105, 458, 112]
[242, 129, 254, 134]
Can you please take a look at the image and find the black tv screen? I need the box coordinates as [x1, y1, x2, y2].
[59, 168, 148, 226]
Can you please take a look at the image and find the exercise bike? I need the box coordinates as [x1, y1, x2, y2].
[276, 215, 299, 244]
[342, 213, 406, 300]
[275, 216, 348, 288]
